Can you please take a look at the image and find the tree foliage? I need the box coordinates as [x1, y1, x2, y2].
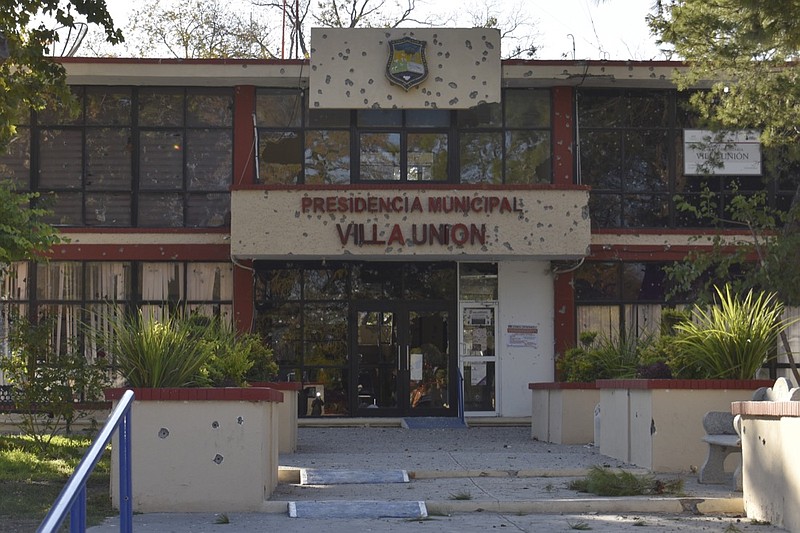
[650, 1, 800, 381]
[0, 182, 63, 269]
[0, 0, 122, 152]
[126, 0, 277, 59]
[649, 1, 800, 148]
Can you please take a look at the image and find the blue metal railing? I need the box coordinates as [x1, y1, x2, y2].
[38, 389, 134, 533]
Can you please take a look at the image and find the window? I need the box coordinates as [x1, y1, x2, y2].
[573, 261, 682, 340]
[458, 89, 551, 184]
[577, 89, 797, 229]
[254, 88, 552, 185]
[0, 87, 233, 228]
[0, 261, 233, 385]
[356, 109, 450, 182]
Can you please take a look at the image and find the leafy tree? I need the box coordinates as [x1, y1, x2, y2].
[0, 0, 122, 152]
[0, 182, 62, 269]
[124, 0, 277, 59]
[649, 1, 800, 382]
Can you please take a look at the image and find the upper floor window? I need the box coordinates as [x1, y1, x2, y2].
[255, 88, 551, 186]
[0, 87, 233, 228]
[577, 89, 795, 229]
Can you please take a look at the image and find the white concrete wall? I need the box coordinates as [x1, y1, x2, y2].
[530, 387, 599, 444]
[601, 386, 765, 472]
[740, 414, 800, 531]
[497, 261, 554, 417]
[111, 399, 279, 512]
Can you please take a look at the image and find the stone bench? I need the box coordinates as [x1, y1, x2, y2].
[699, 378, 796, 490]
[698, 411, 742, 490]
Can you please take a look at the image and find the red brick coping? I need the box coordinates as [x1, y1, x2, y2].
[732, 401, 800, 417]
[105, 387, 284, 402]
[595, 379, 774, 390]
[529, 382, 598, 390]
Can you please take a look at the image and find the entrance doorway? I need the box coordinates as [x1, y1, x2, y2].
[353, 303, 453, 416]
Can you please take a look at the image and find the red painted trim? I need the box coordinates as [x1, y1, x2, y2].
[105, 387, 284, 402]
[553, 271, 575, 368]
[596, 379, 774, 390]
[552, 86, 574, 186]
[732, 401, 800, 417]
[529, 382, 597, 390]
[233, 85, 256, 187]
[588, 244, 757, 262]
[233, 259, 254, 334]
[57, 228, 229, 234]
[593, 228, 757, 236]
[232, 183, 590, 192]
[48, 244, 230, 261]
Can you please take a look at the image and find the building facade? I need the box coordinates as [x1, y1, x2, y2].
[1, 28, 794, 418]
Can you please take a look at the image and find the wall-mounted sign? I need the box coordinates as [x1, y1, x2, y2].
[683, 129, 761, 176]
[505, 324, 538, 348]
[386, 37, 428, 91]
[231, 188, 591, 260]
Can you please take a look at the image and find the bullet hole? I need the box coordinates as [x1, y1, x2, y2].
[158, 428, 169, 439]
[213, 454, 224, 464]
[212, 421, 220, 429]
[448, 82, 457, 89]
[237, 416, 244, 425]
[465, 40, 472, 50]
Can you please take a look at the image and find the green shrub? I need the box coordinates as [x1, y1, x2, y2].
[195, 317, 276, 387]
[99, 309, 212, 388]
[0, 313, 109, 450]
[675, 284, 794, 379]
[557, 328, 655, 382]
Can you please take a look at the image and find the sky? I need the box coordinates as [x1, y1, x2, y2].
[95, 0, 664, 61]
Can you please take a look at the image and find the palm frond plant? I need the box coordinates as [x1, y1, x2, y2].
[674, 284, 794, 380]
[99, 309, 212, 388]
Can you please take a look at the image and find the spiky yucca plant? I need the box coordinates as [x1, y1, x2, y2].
[675, 284, 793, 380]
[102, 310, 212, 388]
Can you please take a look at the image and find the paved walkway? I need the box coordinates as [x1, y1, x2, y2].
[88, 425, 788, 532]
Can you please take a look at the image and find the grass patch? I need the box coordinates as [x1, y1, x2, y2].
[0, 434, 113, 531]
[449, 490, 472, 500]
[569, 466, 683, 497]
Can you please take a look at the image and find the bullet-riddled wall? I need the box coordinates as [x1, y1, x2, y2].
[309, 28, 501, 109]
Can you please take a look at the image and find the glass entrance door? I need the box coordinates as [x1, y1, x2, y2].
[460, 304, 498, 414]
[353, 304, 452, 416]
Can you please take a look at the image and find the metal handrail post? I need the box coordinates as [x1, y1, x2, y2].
[119, 407, 133, 533]
[69, 486, 86, 533]
[38, 389, 135, 533]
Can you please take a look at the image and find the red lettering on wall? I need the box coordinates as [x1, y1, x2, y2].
[387, 224, 405, 245]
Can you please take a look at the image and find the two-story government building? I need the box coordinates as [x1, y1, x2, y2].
[2, 28, 794, 419]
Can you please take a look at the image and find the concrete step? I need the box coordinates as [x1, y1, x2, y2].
[300, 468, 409, 485]
[288, 500, 427, 518]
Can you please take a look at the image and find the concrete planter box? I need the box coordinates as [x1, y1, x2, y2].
[597, 379, 772, 473]
[732, 384, 800, 531]
[529, 382, 598, 444]
[105, 387, 284, 513]
[249, 382, 301, 453]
